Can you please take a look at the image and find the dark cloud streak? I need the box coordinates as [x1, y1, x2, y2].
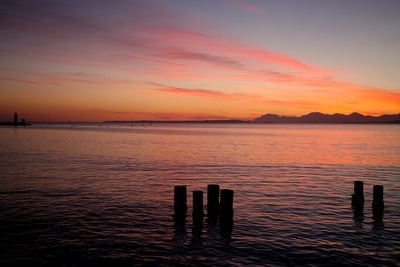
[163, 49, 245, 69]
[148, 81, 258, 100]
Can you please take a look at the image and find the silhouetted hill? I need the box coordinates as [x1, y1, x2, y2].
[253, 112, 400, 124]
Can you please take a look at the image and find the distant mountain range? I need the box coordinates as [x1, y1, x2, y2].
[253, 112, 400, 124]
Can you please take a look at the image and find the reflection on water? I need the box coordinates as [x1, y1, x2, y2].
[0, 124, 399, 266]
[352, 212, 365, 234]
[191, 222, 203, 241]
[173, 221, 187, 241]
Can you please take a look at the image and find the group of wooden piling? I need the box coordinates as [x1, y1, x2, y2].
[174, 184, 233, 225]
[174, 181, 384, 226]
[351, 181, 384, 218]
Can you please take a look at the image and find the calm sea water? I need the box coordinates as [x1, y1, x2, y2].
[1, 123, 399, 266]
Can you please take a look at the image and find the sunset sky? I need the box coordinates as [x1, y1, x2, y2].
[1, 0, 400, 122]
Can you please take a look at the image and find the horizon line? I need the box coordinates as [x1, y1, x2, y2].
[2, 111, 399, 124]
[6, 111, 399, 124]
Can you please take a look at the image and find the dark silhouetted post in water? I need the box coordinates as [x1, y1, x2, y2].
[14, 112, 18, 126]
[192, 190, 204, 224]
[192, 190, 204, 237]
[352, 181, 364, 213]
[174, 186, 187, 222]
[220, 189, 234, 224]
[372, 185, 384, 219]
[207, 184, 220, 220]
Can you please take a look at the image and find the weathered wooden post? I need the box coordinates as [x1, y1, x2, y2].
[219, 189, 234, 225]
[351, 181, 364, 213]
[174, 185, 187, 221]
[192, 190, 204, 224]
[14, 112, 18, 127]
[192, 191, 204, 237]
[207, 184, 220, 220]
[372, 185, 384, 219]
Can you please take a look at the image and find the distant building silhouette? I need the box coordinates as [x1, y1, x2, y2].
[0, 112, 30, 126]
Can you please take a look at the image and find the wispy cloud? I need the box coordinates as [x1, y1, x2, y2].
[140, 26, 330, 76]
[354, 87, 400, 106]
[226, 0, 265, 14]
[90, 109, 239, 121]
[0, 0, 329, 76]
[149, 82, 259, 101]
[0, 76, 59, 85]
[162, 49, 245, 69]
[47, 72, 134, 86]
[0, 72, 134, 87]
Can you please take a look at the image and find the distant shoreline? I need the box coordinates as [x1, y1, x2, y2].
[104, 112, 400, 124]
[1, 121, 399, 125]
[103, 120, 250, 124]
[0, 122, 31, 126]
[102, 120, 400, 124]
[2, 112, 399, 125]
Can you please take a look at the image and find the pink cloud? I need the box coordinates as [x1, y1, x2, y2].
[1, 1, 333, 81]
[141, 26, 331, 76]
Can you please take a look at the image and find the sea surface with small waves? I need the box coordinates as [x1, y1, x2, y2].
[1, 123, 399, 266]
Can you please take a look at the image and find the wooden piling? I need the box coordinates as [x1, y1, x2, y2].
[372, 185, 384, 218]
[351, 181, 364, 212]
[354, 181, 364, 198]
[220, 189, 234, 223]
[174, 185, 187, 221]
[192, 190, 204, 223]
[207, 184, 220, 219]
